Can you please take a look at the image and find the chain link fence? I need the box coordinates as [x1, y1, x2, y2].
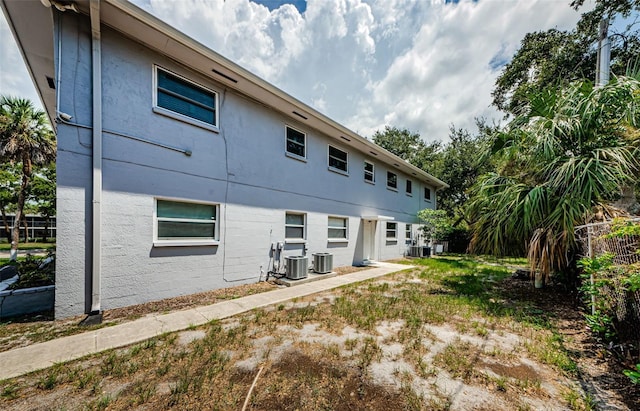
[575, 219, 640, 347]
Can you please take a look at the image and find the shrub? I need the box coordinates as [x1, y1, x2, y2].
[8, 252, 55, 289]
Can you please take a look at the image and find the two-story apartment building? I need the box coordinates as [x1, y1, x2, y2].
[2, 0, 447, 319]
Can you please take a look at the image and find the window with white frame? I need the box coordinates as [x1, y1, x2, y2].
[424, 187, 432, 201]
[406, 180, 413, 195]
[328, 145, 348, 173]
[405, 223, 412, 244]
[328, 216, 348, 240]
[364, 161, 375, 183]
[155, 199, 218, 243]
[155, 67, 217, 127]
[285, 212, 306, 240]
[386, 222, 397, 239]
[387, 171, 398, 190]
[286, 126, 306, 159]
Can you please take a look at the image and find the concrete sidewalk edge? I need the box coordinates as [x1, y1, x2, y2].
[0, 262, 414, 381]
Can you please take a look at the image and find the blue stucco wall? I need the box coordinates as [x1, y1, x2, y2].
[54, 12, 436, 318]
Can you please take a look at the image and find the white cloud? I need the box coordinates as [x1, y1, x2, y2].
[1, 0, 588, 141]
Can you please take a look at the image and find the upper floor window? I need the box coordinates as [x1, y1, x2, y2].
[328, 145, 348, 173]
[155, 67, 217, 127]
[406, 180, 413, 195]
[424, 187, 432, 201]
[155, 199, 218, 245]
[285, 212, 306, 240]
[364, 161, 375, 183]
[286, 126, 306, 159]
[387, 171, 398, 190]
[328, 216, 348, 240]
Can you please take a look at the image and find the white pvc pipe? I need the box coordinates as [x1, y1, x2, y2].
[89, 0, 102, 314]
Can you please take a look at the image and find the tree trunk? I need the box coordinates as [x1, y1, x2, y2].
[11, 158, 31, 261]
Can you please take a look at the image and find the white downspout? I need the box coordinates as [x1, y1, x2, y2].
[89, 0, 102, 316]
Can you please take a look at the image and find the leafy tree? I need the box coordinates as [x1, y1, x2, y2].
[0, 162, 19, 241]
[434, 120, 496, 224]
[469, 76, 640, 285]
[417, 208, 452, 244]
[493, 0, 639, 115]
[29, 163, 56, 241]
[371, 126, 441, 171]
[492, 29, 595, 114]
[0, 96, 56, 259]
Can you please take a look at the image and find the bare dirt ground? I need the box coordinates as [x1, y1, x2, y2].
[1, 258, 638, 410]
[496, 276, 640, 410]
[0, 265, 368, 353]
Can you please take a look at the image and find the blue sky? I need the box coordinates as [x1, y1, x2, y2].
[254, 0, 307, 13]
[0, 0, 623, 141]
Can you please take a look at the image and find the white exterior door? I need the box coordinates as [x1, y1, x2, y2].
[363, 220, 376, 262]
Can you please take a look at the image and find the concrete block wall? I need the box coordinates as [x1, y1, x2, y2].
[54, 12, 437, 318]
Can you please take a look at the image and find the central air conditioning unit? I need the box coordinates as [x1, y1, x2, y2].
[408, 246, 421, 257]
[285, 256, 308, 280]
[312, 253, 333, 274]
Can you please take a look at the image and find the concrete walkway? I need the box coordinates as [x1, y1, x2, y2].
[0, 262, 413, 380]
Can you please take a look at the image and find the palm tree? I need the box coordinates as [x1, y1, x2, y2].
[0, 96, 56, 260]
[468, 76, 640, 285]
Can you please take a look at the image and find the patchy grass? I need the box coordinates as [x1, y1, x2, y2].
[0, 256, 598, 410]
[0, 242, 56, 251]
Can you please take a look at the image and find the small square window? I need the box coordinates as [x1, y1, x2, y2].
[328, 216, 348, 239]
[286, 126, 306, 159]
[387, 172, 397, 190]
[155, 67, 217, 127]
[424, 187, 432, 201]
[328, 145, 348, 173]
[386, 222, 397, 239]
[364, 161, 375, 183]
[285, 212, 306, 240]
[406, 180, 413, 195]
[155, 199, 218, 245]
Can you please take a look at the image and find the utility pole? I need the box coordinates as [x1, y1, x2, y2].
[596, 18, 611, 87]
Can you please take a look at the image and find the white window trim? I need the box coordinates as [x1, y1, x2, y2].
[424, 187, 432, 202]
[285, 211, 306, 243]
[405, 223, 412, 244]
[328, 215, 349, 241]
[386, 222, 398, 241]
[152, 65, 220, 133]
[327, 145, 349, 175]
[364, 161, 375, 184]
[285, 125, 307, 162]
[153, 197, 220, 247]
[387, 171, 398, 191]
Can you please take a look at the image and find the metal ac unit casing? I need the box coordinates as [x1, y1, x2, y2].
[312, 253, 333, 274]
[408, 246, 421, 257]
[286, 256, 308, 280]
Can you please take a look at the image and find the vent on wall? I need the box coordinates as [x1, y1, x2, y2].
[211, 69, 238, 83]
[292, 111, 308, 120]
[46, 76, 56, 89]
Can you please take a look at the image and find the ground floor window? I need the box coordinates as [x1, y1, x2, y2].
[386, 222, 397, 239]
[405, 223, 412, 244]
[155, 199, 218, 243]
[328, 216, 348, 240]
[285, 212, 306, 240]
